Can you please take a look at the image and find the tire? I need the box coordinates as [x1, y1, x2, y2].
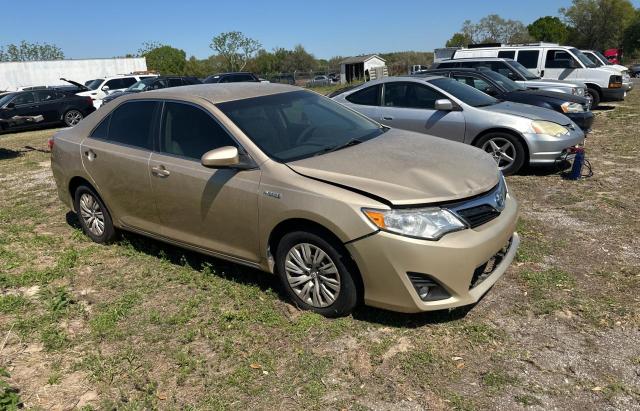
[475, 132, 526, 176]
[276, 231, 358, 317]
[74, 185, 117, 243]
[64, 109, 84, 127]
[586, 87, 601, 109]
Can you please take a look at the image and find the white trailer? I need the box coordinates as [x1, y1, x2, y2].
[0, 57, 148, 91]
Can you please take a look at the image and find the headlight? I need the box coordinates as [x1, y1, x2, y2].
[531, 120, 569, 137]
[363, 207, 466, 240]
[560, 102, 584, 113]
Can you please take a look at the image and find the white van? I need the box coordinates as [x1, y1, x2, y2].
[63, 74, 158, 109]
[452, 43, 625, 107]
[581, 50, 633, 93]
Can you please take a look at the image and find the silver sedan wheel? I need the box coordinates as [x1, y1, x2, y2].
[285, 243, 341, 308]
[79, 193, 105, 236]
[64, 110, 83, 126]
[481, 137, 516, 170]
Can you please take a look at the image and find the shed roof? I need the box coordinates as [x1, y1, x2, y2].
[340, 54, 386, 65]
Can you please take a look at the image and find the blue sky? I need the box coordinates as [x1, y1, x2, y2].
[2, 0, 639, 60]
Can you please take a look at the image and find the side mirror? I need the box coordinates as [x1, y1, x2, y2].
[569, 59, 579, 69]
[484, 86, 499, 97]
[101, 85, 110, 92]
[434, 99, 454, 111]
[201, 146, 240, 168]
[5, 102, 15, 109]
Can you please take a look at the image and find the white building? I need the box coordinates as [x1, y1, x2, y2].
[0, 57, 148, 91]
[340, 54, 387, 84]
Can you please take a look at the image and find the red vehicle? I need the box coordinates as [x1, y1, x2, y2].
[604, 48, 623, 65]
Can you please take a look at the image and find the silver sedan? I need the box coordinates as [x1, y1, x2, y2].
[332, 76, 585, 175]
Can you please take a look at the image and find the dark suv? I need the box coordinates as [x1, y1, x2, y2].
[203, 72, 260, 84]
[101, 76, 201, 105]
[421, 68, 594, 132]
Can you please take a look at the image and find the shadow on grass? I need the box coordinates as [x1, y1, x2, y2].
[517, 161, 572, 177]
[0, 145, 50, 160]
[593, 105, 616, 111]
[66, 211, 475, 327]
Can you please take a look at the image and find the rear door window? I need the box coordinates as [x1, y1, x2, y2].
[346, 85, 380, 106]
[498, 50, 516, 59]
[104, 101, 159, 149]
[36, 90, 61, 102]
[545, 50, 577, 69]
[451, 75, 493, 94]
[517, 50, 540, 69]
[12, 92, 35, 106]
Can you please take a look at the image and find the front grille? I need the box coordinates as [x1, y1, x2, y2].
[469, 238, 512, 290]
[456, 205, 501, 228]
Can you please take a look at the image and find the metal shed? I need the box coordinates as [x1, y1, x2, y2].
[340, 54, 387, 84]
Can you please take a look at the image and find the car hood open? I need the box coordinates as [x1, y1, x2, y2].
[60, 78, 90, 92]
[288, 129, 499, 206]
[481, 101, 573, 125]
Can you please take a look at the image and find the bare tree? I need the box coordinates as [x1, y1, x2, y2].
[210, 31, 261, 72]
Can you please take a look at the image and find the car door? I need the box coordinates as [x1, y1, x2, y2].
[378, 81, 466, 142]
[35, 90, 63, 123]
[80, 100, 161, 232]
[542, 49, 578, 81]
[148, 101, 261, 262]
[342, 84, 381, 120]
[4, 92, 40, 128]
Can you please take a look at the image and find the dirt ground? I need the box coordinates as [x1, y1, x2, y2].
[0, 86, 639, 410]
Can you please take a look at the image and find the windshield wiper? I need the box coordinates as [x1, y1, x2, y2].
[314, 138, 363, 156]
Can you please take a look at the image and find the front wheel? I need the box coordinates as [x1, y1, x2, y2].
[276, 231, 358, 317]
[475, 132, 526, 176]
[64, 109, 84, 127]
[586, 87, 601, 109]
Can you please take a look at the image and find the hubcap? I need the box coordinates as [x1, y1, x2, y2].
[79, 193, 105, 236]
[481, 138, 516, 170]
[284, 243, 340, 308]
[65, 111, 83, 126]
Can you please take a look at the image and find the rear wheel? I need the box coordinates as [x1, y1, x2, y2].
[74, 185, 116, 243]
[475, 132, 526, 176]
[586, 87, 601, 109]
[64, 109, 84, 127]
[276, 231, 358, 317]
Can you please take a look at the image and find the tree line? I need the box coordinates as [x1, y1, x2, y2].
[447, 0, 640, 57]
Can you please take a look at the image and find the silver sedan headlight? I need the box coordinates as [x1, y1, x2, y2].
[531, 120, 570, 137]
[561, 102, 584, 113]
[363, 208, 466, 240]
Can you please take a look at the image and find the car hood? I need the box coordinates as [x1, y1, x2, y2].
[60, 78, 90, 92]
[481, 101, 572, 125]
[288, 129, 499, 206]
[505, 89, 587, 104]
[522, 79, 585, 89]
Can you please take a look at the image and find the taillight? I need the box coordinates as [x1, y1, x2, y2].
[48, 137, 54, 151]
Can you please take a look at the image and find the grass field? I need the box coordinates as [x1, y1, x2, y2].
[0, 88, 639, 410]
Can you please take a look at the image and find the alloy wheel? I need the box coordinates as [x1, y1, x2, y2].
[284, 243, 341, 308]
[481, 137, 516, 170]
[65, 110, 83, 126]
[79, 193, 105, 236]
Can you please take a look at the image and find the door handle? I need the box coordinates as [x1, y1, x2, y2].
[382, 116, 394, 121]
[84, 149, 97, 161]
[151, 165, 170, 177]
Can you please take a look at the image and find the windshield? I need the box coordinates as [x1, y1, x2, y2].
[594, 51, 613, 65]
[583, 52, 603, 67]
[127, 78, 155, 92]
[217, 90, 386, 162]
[429, 77, 499, 107]
[87, 79, 104, 90]
[0, 93, 16, 107]
[508, 60, 540, 80]
[571, 48, 596, 68]
[482, 70, 525, 92]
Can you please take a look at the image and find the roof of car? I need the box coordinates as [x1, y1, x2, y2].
[141, 82, 301, 104]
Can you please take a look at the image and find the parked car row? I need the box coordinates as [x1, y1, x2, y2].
[443, 43, 632, 107]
